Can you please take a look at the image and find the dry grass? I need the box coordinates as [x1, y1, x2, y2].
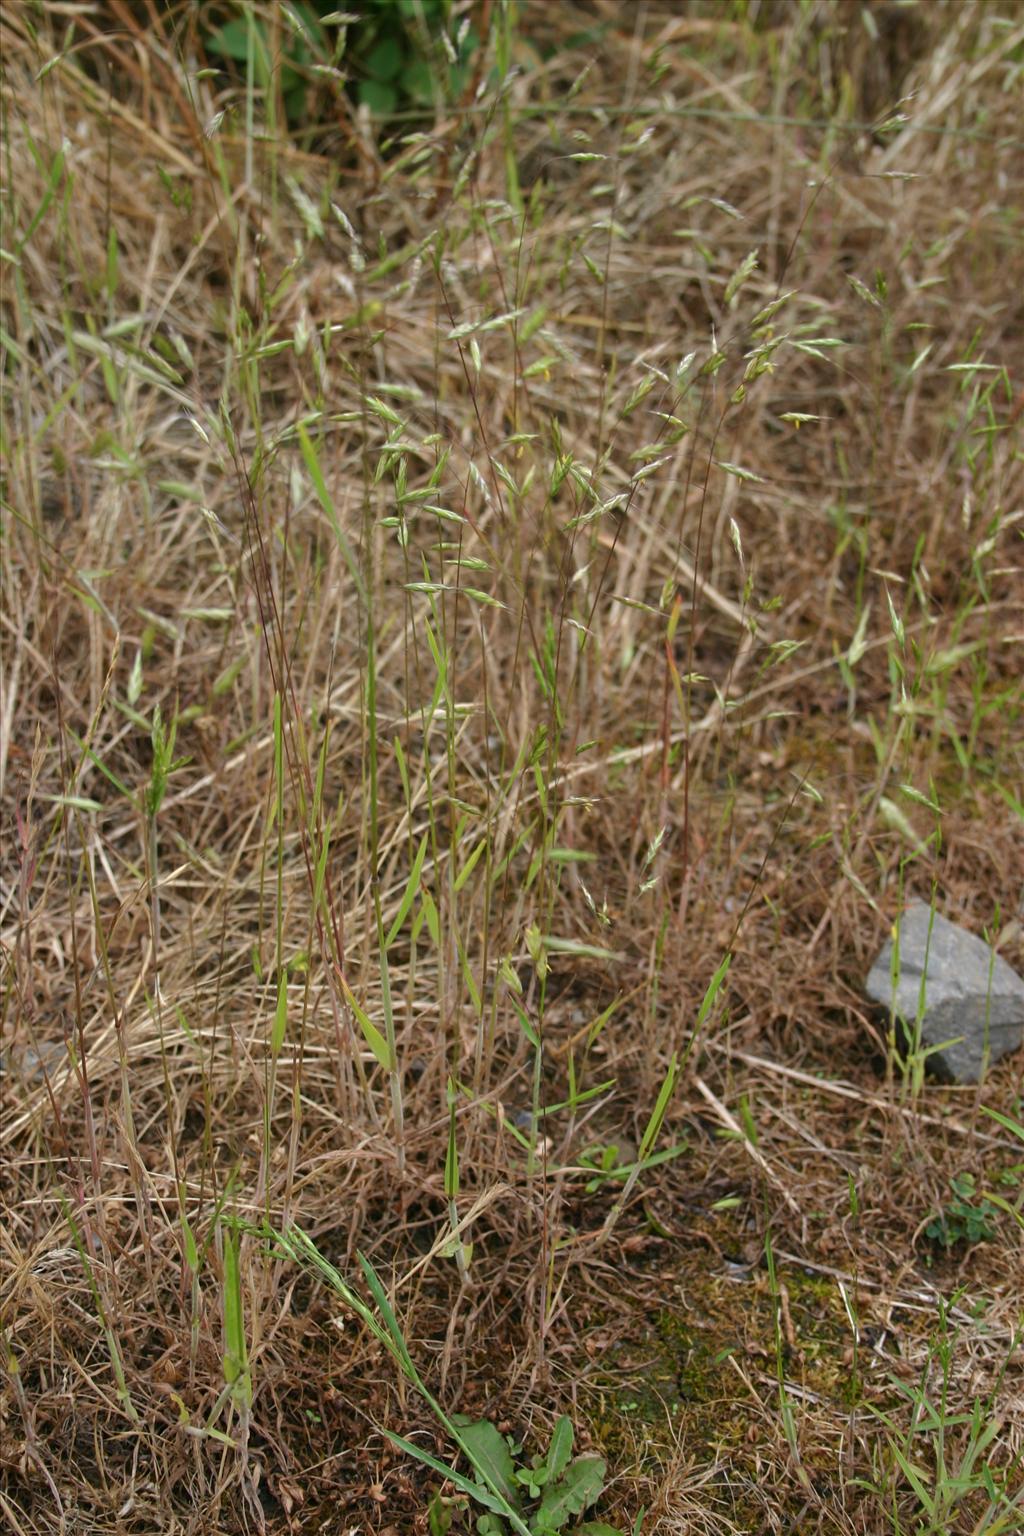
[2, 2, 1023, 1533]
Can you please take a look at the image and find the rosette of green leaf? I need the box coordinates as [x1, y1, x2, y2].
[467, 1414, 623, 1536]
[270, 1227, 533, 1534]
[924, 1174, 1000, 1250]
[205, 4, 330, 126]
[341, 0, 480, 120]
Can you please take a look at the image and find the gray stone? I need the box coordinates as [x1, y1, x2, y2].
[866, 902, 1024, 1083]
[0, 1038, 67, 1085]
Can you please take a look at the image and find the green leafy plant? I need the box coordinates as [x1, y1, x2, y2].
[576, 1139, 685, 1194]
[205, 3, 330, 125]
[924, 1173, 999, 1250]
[204, 1, 479, 126]
[449, 1413, 628, 1536]
[577, 1141, 634, 1192]
[270, 1225, 632, 1535]
[343, 0, 480, 118]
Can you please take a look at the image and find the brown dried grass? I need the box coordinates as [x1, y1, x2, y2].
[2, 2, 1023, 1533]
